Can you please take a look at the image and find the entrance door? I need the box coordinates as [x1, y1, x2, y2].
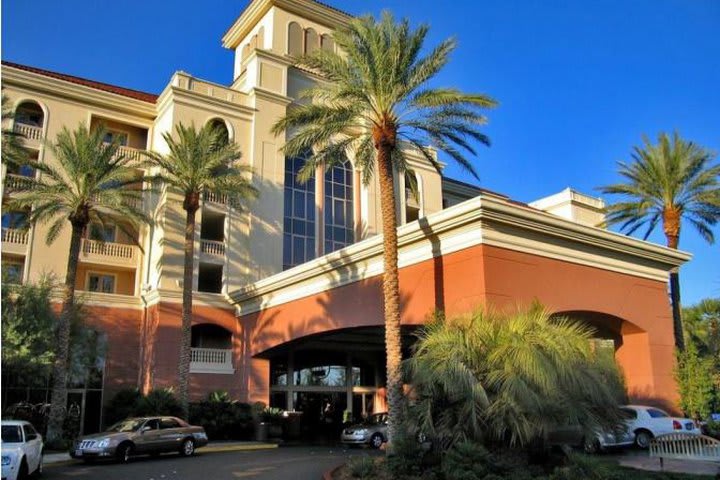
[293, 392, 347, 442]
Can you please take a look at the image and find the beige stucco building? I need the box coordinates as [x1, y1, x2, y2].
[1, 0, 689, 436]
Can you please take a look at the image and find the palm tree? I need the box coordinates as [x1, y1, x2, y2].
[1, 94, 28, 169]
[143, 123, 257, 417]
[272, 12, 496, 444]
[406, 305, 627, 449]
[600, 132, 720, 351]
[8, 123, 149, 443]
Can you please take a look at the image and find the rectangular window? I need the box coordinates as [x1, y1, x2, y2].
[89, 224, 116, 242]
[324, 161, 354, 254]
[282, 155, 316, 270]
[2, 262, 23, 284]
[103, 130, 129, 146]
[87, 274, 115, 293]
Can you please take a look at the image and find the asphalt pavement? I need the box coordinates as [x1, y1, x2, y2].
[42, 445, 378, 480]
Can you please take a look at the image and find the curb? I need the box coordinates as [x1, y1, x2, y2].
[43, 443, 279, 468]
[322, 462, 345, 480]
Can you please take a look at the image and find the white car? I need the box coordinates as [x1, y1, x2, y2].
[622, 405, 700, 448]
[1, 420, 44, 480]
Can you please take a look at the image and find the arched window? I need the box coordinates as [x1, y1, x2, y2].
[14, 100, 44, 128]
[207, 118, 230, 145]
[287, 22, 303, 56]
[404, 172, 421, 223]
[283, 154, 316, 269]
[321, 34, 334, 52]
[324, 160, 354, 253]
[191, 324, 232, 349]
[304, 28, 319, 54]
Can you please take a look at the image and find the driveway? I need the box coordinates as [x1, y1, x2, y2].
[43, 446, 377, 480]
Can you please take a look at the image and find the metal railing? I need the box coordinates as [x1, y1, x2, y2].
[200, 239, 226, 256]
[1, 228, 29, 245]
[13, 123, 43, 140]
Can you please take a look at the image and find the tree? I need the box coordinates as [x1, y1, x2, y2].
[600, 132, 720, 351]
[405, 305, 627, 449]
[1, 94, 28, 169]
[272, 12, 496, 445]
[7, 123, 149, 443]
[143, 123, 257, 418]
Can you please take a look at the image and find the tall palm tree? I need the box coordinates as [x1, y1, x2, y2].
[8, 123, 149, 443]
[143, 123, 257, 417]
[600, 132, 720, 351]
[1, 94, 28, 169]
[272, 12, 496, 444]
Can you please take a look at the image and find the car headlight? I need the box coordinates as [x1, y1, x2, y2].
[96, 438, 111, 448]
[356, 428, 368, 435]
[2, 455, 12, 466]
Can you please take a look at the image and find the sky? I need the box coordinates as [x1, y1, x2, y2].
[2, 0, 719, 304]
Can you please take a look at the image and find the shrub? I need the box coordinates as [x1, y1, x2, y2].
[387, 430, 423, 477]
[104, 388, 142, 425]
[347, 456, 376, 479]
[189, 396, 253, 440]
[134, 389, 183, 417]
[442, 442, 494, 480]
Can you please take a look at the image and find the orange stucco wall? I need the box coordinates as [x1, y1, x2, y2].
[238, 244, 677, 409]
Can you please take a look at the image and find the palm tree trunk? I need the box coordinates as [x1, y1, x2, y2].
[664, 209, 685, 351]
[178, 199, 199, 419]
[46, 223, 84, 444]
[376, 141, 405, 447]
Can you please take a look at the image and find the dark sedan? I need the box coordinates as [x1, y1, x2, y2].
[71, 416, 208, 463]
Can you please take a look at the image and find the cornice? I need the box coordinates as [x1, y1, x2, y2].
[230, 193, 691, 314]
[143, 288, 236, 309]
[168, 87, 257, 120]
[249, 86, 293, 106]
[222, 0, 351, 50]
[2, 67, 156, 119]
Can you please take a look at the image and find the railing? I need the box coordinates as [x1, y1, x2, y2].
[190, 347, 234, 374]
[201, 239, 226, 256]
[117, 145, 144, 164]
[203, 190, 228, 205]
[1, 228, 28, 245]
[13, 123, 43, 140]
[80, 239, 138, 267]
[4, 174, 34, 191]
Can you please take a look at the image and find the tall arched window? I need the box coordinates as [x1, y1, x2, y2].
[324, 161, 354, 253]
[208, 118, 230, 145]
[287, 22, 303, 56]
[283, 154, 316, 270]
[304, 28, 319, 54]
[14, 100, 44, 128]
[321, 34, 334, 52]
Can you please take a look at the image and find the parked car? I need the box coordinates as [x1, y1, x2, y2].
[70, 416, 208, 463]
[547, 411, 635, 453]
[622, 405, 700, 448]
[1, 420, 44, 480]
[341, 412, 388, 448]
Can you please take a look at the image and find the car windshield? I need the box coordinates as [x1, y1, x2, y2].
[106, 419, 145, 433]
[1, 425, 23, 443]
[367, 414, 387, 425]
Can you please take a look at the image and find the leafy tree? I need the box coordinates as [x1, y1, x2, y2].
[599, 132, 720, 350]
[405, 305, 627, 449]
[143, 123, 257, 418]
[272, 12, 496, 445]
[7, 123, 149, 442]
[683, 298, 720, 358]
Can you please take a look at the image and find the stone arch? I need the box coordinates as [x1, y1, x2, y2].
[287, 22, 303, 56]
[206, 117, 232, 144]
[304, 28, 319, 54]
[14, 99, 46, 128]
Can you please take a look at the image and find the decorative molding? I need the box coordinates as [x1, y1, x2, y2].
[143, 288, 236, 309]
[230, 194, 691, 315]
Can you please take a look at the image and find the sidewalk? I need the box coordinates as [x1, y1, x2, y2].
[44, 441, 278, 467]
[612, 451, 720, 477]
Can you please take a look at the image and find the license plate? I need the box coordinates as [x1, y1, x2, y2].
[75, 449, 82, 457]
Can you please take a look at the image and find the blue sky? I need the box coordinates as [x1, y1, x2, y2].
[3, 0, 719, 304]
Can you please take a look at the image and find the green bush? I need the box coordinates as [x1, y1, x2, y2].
[347, 456, 376, 479]
[188, 394, 253, 440]
[387, 431, 424, 477]
[134, 389, 183, 417]
[104, 388, 142, 425]
[442, 442, 493, 480]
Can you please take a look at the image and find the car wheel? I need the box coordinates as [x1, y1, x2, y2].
[116, 443, 134, 463]
[180, 438, 195, 457]
[583, 437, 600, 454]
[635, 430, 653, 449]
[18, 458, 29, 480]
[370, 433, 384, 449]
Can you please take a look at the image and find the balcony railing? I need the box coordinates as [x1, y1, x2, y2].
[1, 228, 29, 255]
[13, 123, 43, 141]
[4, 174, 34, 192]
[117, 145, 144, 164]
[190, 347, 234, 374]
[203, 190, 228, 205]
[80, 239, 138, 267]
[200, 239, 225, 256]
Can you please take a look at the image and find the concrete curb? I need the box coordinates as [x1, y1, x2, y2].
[43, 442, 279, 468]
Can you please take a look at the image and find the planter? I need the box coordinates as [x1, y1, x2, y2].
[255, 422, 268, 442]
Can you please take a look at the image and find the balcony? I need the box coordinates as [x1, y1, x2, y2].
[190, 348, 234, 374]
[116, 145, 144, 164]
[1, 228, 29, 255]
[201, 239, 225, 256]
[80, 239, 139, 268]
[4, 174, 34, 193]
[203, 190, 229, 205]
[13, 123, 42, 142]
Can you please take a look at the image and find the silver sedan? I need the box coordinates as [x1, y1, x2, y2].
[341, 413, 388, 449]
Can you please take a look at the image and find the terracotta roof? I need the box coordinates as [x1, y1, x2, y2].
[2, 61, 159, 104]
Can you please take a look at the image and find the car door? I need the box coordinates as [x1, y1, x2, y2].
[21, 425, 41, 472]
[136, 419, 162, 453]
[158, 418, 183, 452]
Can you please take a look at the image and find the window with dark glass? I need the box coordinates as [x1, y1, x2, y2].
[324, 161, 354, 253]
[87, 274, 115, 293]
[283, 155, 316, 269]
